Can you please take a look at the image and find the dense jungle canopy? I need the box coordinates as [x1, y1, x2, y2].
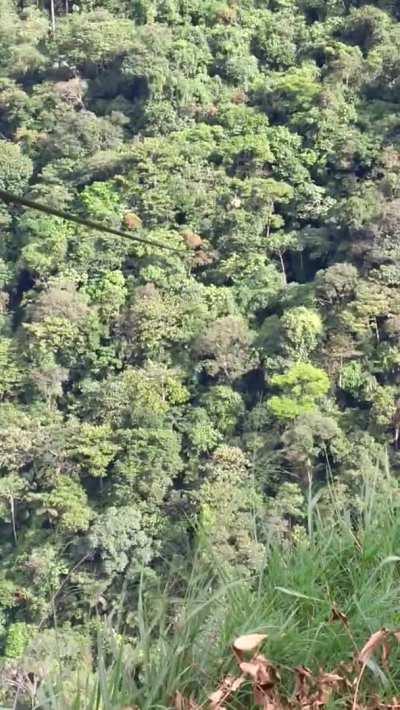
[1, 0, 400, 690]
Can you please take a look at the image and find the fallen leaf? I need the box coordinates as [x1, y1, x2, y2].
[358, 629, 389, 665]
[240, 661, 260, 681]
[319, 672, 343, 681]
[253, 683, 282, 708]
[209, 674, 245, 709]
[240, 655, 280, 687]
[295, 665, 312, 679]
[294, 666, 313, 706]
[233, 633, 267, 654]
[315, 671, 344, 705]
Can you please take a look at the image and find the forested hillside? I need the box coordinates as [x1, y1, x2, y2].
[2, 0, 400, 701]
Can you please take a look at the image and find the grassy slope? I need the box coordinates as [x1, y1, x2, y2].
[34, 471, 400, 709]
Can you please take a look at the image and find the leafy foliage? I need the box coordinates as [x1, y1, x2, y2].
[2, 0, 400, 697]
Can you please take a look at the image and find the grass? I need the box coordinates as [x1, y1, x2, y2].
[10, 473, 400, 708]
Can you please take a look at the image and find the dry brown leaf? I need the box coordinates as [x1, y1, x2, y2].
[358, 629, 389, 665]
[240, 655, 280, 687]
[374, 699, 400, 710]
[240, 661, 260, 681]
[238, 653, 282, 708]
[294, 665, 312, 681]
[315, 671, 344, 705]
[253, 676, 283, 709]
[256, 655, 281, 685]
[209, 674, 245, 709]
[233, 633, 267, 654]
[253, 684, 282, 709]
[294, 666, 313, 706]
[319, 672, 343, 682]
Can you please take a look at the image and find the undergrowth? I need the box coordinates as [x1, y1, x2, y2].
[7, 474, 400, 709]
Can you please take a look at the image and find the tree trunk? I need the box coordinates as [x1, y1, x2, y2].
[278, 251, 287, 287]
[10, 496, 17, 546]
[50, 0, 56, 35]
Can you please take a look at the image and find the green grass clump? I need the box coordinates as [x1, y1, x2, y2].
[11, 479, 400, 709]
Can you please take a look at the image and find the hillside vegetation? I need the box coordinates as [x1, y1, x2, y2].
[2, 0, 400, 705]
